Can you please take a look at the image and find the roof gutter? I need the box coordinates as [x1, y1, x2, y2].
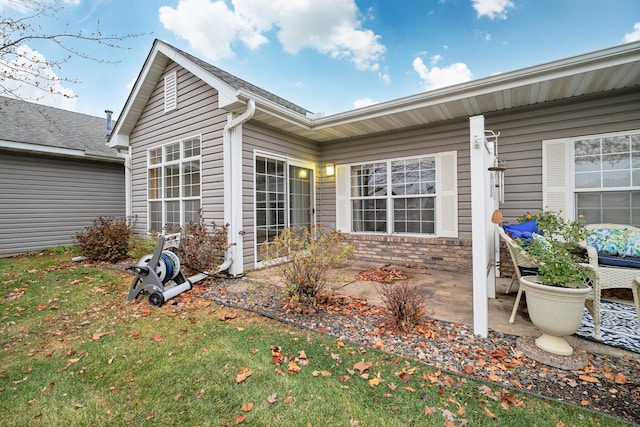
[221, 99, 256, 276]
[0, 140, 124, 163]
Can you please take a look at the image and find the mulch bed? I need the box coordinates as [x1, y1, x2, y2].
[197, 277, 640, 424]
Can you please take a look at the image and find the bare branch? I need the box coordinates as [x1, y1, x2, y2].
[0, 0, 148, 102]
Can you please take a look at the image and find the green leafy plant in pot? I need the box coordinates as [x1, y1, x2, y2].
[516, 210, 595, 356]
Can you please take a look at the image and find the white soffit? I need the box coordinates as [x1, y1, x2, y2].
[255, 41, 640, 142]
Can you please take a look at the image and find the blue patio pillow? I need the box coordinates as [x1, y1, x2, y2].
[587, 228, 627, 256]
[625, 230, 640, 257]
[503, 220, 539, 240]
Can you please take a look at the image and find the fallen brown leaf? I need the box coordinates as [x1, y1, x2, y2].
[235, 368, 252, 383]
[218, 311, 238, 321]
[483, 407, 497, 419]
[579, 375, 599, 384]
[288, 360, 301, 374]
[614, 373, 627, 385]
[91, 331, 113, 341]
[353, 360, 372, 374]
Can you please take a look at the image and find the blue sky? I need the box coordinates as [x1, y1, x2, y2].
[2, 0, 639, 119]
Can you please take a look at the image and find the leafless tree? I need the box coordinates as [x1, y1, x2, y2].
[0, 0, 145, 102]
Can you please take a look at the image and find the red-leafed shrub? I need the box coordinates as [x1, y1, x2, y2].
[75, 216, 132, 262]
[379, 281, 427, 333]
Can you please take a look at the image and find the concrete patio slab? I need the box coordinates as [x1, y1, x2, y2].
[242, 261, 639, 361]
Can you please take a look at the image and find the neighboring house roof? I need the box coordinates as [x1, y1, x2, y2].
[0, 96, 122, 162]
[110, 39, 640, 148]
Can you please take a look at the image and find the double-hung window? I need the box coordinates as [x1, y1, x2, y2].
[336, 151, 457, 237]
[543, 130, 640, 225]
[147, 136, 201, 232]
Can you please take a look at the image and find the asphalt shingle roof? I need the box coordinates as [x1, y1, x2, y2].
[0, 96, 120, 160]
[168, 43, 310, 115]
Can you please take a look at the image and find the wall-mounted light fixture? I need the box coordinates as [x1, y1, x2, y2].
[325, 163, 335, 177]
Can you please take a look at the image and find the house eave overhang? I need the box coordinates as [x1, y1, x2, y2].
[243, 41, 640, 142]
[108, 39, 241, 149]
[111, 40, 640, 146]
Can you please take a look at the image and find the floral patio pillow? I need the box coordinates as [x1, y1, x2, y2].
[625, 230, 640, 257]
[586, 228, 627, 256]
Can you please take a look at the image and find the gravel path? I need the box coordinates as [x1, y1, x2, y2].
[201, 277, 640, 425]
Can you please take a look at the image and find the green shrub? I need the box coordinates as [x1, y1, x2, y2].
[379, 281, 426, 333]
[260, 225, 355, 304]
[75, 216, 132, 262]
[173, 211, 228, 275]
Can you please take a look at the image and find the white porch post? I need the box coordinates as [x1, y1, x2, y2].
[470, 115, 497, 338]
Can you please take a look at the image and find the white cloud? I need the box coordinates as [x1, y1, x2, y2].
[623, 22, 640, 43]
[158, 0, 385, 71]
[430, 54, 443, 66]
[378, 68, 391, 84]
[412, 56, 472, 91]
[0, 45, 77, 110]
[159, 0, 262, 61]
[0, 0, 27, 11]
[353, 98, 378, 108]
[472, 0, 514, 20]
[64, 0, 81, 5]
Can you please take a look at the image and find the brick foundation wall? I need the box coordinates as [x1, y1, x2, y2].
[498, 243, 516, 278]
[345, 234, 474, 273]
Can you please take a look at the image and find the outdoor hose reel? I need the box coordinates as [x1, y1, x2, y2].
[126, 233, 204, 307]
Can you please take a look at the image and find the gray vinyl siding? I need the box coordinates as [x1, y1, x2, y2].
[128, 62, 228, 234]
[0, 151, 124, 255]
[242, 122, 318, 269]
[318, 118, 470, 237]
[486, 87, 640, 224]
[318, 87, 640, 241]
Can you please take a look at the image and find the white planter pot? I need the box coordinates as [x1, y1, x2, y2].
[520, 275, 591, 356]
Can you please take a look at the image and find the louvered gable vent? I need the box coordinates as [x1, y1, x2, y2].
[164, 71, 177, 112]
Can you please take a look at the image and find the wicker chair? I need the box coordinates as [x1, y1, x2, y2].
[496, 225, 539, 324]
[583, 224, 640, 340]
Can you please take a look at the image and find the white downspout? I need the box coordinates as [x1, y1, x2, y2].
[124, 147, 132, 218]
[220, 99, 256, 276]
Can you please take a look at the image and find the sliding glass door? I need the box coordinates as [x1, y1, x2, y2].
[255, 155, 314, 262]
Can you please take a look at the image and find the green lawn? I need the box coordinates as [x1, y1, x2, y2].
[0, 250, 627, 426]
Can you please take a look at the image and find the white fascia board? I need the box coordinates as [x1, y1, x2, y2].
[1, 140, 84, 156]
[156, 42, 239, 109]
[108, 133, 130, 150]
[108, 40, 240, 147]
[236, 89, 312, 129]
[311, 40, 640, 130]
[1, 140, 124, 163]
[108, 41, 167, 145]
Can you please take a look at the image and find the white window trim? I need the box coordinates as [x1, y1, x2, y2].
[164, 71, 177, 113]
[146, 135, 202, 233]
[543, 129, 640, 221]
[253, 150, 317, 269]
[337, 151, 457, 238]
